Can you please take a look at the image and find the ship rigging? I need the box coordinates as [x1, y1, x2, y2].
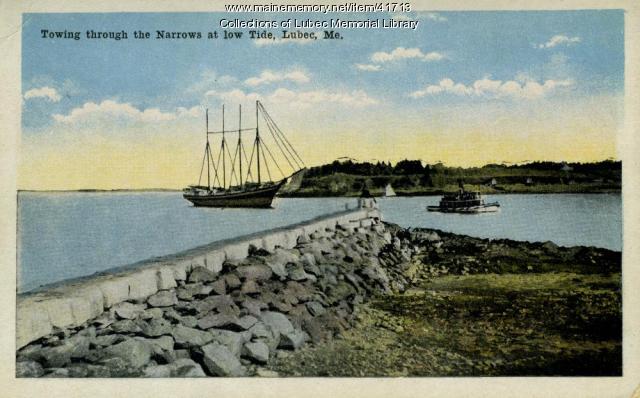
[183, 101, 305, 208]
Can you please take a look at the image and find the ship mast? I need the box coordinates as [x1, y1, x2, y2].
[221, 105, 226, 189]
[238, 105, 243, 187]
[256, 100, 261, 184]
[206, 109, 211, 190]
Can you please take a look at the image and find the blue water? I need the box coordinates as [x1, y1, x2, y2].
[17, 193, 621, 293]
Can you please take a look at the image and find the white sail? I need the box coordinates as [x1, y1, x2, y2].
[384, 184, 396, 197]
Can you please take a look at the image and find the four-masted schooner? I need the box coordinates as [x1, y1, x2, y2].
[183, 101, 305, 208]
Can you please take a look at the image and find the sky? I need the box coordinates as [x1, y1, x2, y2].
[20, 10, 624, 190]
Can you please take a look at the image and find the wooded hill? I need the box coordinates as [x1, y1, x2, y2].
[284, 159, 621, 196]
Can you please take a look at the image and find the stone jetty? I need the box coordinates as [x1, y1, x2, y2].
[17, 203, 410, 377]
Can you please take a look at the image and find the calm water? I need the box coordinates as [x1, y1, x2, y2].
[17, 193, 621, 293]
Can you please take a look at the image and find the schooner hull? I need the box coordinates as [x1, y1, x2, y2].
[183, 181, 284, 208]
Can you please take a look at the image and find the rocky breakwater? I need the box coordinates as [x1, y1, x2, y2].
[16, 217, 419, 377]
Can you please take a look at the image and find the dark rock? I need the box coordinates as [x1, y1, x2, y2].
[279, 330, 308, 350]
[147, 290, 178, 307]
[242, 341, 269, 363]
[16, 360, 44, 377]
[188, 266, 218, 283]
[201, 343, 246, 376]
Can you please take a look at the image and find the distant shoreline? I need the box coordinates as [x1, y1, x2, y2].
[18, 187, 621, 196]
[18, 188, 182, 193]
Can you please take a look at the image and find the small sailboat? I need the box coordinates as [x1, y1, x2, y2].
[384, 183, 396, 197]
[183, 101, 305, 208]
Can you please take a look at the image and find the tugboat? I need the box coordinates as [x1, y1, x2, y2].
[183, 101, 305, 208]
[427, 182, 500, 213]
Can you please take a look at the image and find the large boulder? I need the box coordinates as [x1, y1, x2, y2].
[112, 302, 146, 320]
[147, 291, 178, 308]
[236, 264, 273, 281]
[172, 358, 207, 377]
[16, 360, 44, 377]
[259, 311, 294, 337]
[171, 325, 213, 348]
[201, 343, 246, 376]
[209, 329, 247, 357]
[104, 339, 152, 369]
[242, 341, 269, 364]
[279, 330, 308, 350]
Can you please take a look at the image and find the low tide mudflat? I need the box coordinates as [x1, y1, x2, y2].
[266, 230, 621, 377]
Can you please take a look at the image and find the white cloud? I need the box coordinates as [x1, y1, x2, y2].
[410, 77, 574, 100]
[537, 35, 581, 49]
[370, 47, 446, 63]
[355, 63, 382, 72]
[52, 100, 201, 124]
[24, 86, 61, 102]
[206, 87, 378, 108]
[244, 69, 311, 86]
[205, 89, 261, 104]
